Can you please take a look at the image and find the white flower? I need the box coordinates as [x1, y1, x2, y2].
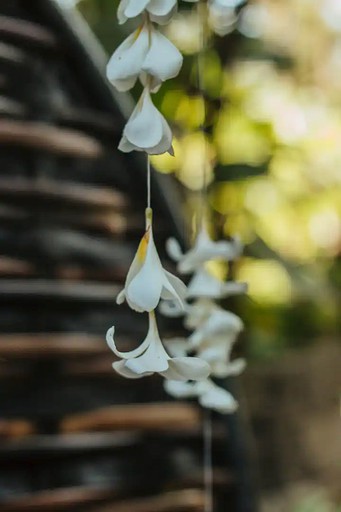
[118, 0, 177, 25]
[107, 312, 211, 381]
[165, 379, 239, 414]
[188, 307, 244, 348]
[119, 88, 174, 155]
[167, 226, 243, 274]
[106, 24, 183, 92]
[195, 334, 246, 378]
[117, 208, 186, 312]
[187, 267, 247, 300]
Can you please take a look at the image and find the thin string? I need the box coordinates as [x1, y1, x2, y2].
[198, 4, 213, 510]
[147, 154, 151, 209]
[204, 410, 213, 512]
[197, 0, 209, 231]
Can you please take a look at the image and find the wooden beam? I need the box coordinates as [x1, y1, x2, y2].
[0, 120, 103, 158]
[89, 490, 205, 512]
[0, 177, 127, 211]
[0, 279, 121, 303]
[0, 334, 109, 359]
[61, 403, 201, 433]
[0, 15, 58, 49]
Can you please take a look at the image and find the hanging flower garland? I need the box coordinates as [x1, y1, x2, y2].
[105, 0, 211, 385]
[162, 226, 247, 413]
[105, 0, 247, 415]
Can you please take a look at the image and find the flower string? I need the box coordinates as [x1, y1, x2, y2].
[105, 0, 211, 384]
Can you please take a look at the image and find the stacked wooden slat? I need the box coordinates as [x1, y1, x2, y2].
[0, 2, 242, 511]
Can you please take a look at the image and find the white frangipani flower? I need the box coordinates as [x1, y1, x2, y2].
[119, 88, 174, 155]
[118, 0, 177, 25]
[117, 208, 186, 313]
[165, 379, 239, 414]
[187, 267, 247, 300]
[106, 24, 183, 92]
[107, 312, 210, 381]
[167, 226, 243, 274]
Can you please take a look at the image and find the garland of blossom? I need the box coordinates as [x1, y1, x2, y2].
[105, 1, 247, 510]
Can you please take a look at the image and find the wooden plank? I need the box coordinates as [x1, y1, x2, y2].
[0, 419, 35, 440]
[89, 490, 205, 512]
[0, 177, 127, 211]
[61, 403, 201, 434]
[0, 334, 109, 359]
[0, 487, 119, 512]
[0, 257, 33, 277]
[0, 15, 58, 49]
[0, 279, 120, 303]
[0, 488, 205, 512]
[0, 432, 138, 460]
[0, 120, 103, 158]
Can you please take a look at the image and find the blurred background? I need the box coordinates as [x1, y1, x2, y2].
[0, 0, 339, 511]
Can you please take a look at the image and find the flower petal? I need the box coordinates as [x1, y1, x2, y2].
[106, 326, 151, 360]
[164, 357, 211, 381]
[159, 299, 186, 318]
[113, 360, 150, 379]
[164, 379, 198, 398]
[125, 334, 170, 374]
[166, 237, 183, 262]
[126, 228, 165, 311]
[124, 89, 164, 149]
[124, 0, 150, 19]
[106, 26, 149, 92]
[142, 30, 183, 85]
[198, 381, 238, 414]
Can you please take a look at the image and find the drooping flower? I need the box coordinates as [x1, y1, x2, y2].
[165, 307, 246, 379]
[165, 379, 239, 414]
[187, 267, 247, 300]
[117, 208, 186, 312]
[119, 88, 174, 155]
[107, 311, 211, 380]
[188, 307, 244, 347]
[167, 226, 243, 274]
[106, 24, 183, 92]
[118, 0, 177, 25]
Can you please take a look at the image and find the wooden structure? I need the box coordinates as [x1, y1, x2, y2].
[0, 1, 256, 510]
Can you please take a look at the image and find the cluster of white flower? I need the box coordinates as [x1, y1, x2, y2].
[161, 225, 247, 414]
[106, 0, 183, 155]
[106, 208, 211, 382]
[105, 0, 247, 415]
[183, 0, 244, 36]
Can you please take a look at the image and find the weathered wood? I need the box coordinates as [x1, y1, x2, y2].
[0, 257, 33, 277]
[0, 487, 119, 512]
[0, 177, 127, 211]
[0, 419, 35, 440]
[0, 488, 205, 512]
[57, 107, 119, 135]
[0, 120, 103, 158]
[0, 15, 58, 49]
[0, 334, 109, 359]
[0, 279, 120, 303]
[0, 432, 138, 460]
[62, 403, 202, 433]
[89, 490, 205, 512]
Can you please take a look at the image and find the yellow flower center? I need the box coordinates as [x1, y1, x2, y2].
[137, 228, 150, 263]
